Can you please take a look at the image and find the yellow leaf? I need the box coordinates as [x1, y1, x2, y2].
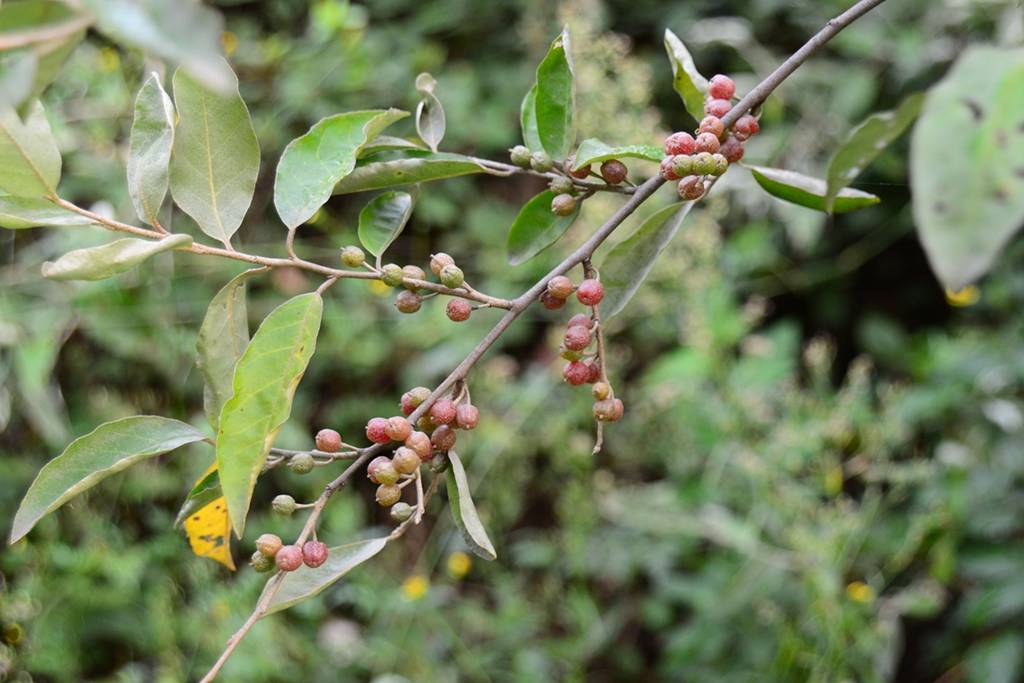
[183, 463, 236, 570]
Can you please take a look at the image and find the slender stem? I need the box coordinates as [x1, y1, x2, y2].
[0, 14, 92, 50]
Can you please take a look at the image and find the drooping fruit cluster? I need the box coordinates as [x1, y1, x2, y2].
[510, 145, 630, 216]
[659, 74, 759, 200]
[249, 532, 329, 573]
[352, 249, 482, 323]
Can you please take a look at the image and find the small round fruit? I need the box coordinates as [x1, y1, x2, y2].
[704, 98, 731, 118]
[289, 452, 315, 474]
[585, 360, 601, 384]
[551, 193, 577, 216]
[699, 116, 725, 139]
[720, 136, 745, 163]
[600, 159, 628, 185]
[393, 446, 421, 474]
[678, 175, 705, 201]
[664, 131, 696, 156]
[386, 416, 413, 442]
[576, 279, 604, 306]
[446, 299, 472, 322]
[439, 264, 465, 289]
[366, 417, 391, 444]
[510, 145, 532, 168]
[455, 403, 480, 430]
[341, 246, 366, 268]
[694, 132, 721, 154]
[315, 428, 342, 453]
[567, 313, 593, 329]
[708, 74, 736, 100]
[402, 265, 426, 290]
[732, 114, 759, 140]
[302, 541, 329, 568]
[400, 387, 431, 416]
[376, 484, 402, 507]
[250, 551, 275, 572]
[368, 455, 399, 485]
[430, 252, 455, 276]
[564, 325, 592, 351]
[405, 431, 432, 460]
[416, 414, 434, 433]
[391, 501, 413, 522]
[540, 291, 567, 310]
[430, 399, 457, 425]
[381, 263, 404, 287]
[549, 176, 575, 195]
[272, 494, 297, 515]
[395, 290, 422, 314]
[691, 152, 714, 175]
[547, 275, 574, 299]
[275, 545, 303, 572]
[431, 424, 457, 451]
[710, 153, 729, 176]
[660, 156, 680, 181]
[530, 150, 554, 172]
[563, 360, 590, 386]
[593, 397, 625, 422]
[256, 533, 283, 558]
[592, 381, 611, 400]
[565, 155, 591, 179]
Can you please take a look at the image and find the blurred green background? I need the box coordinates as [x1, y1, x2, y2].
[3, 0, 1024, 681]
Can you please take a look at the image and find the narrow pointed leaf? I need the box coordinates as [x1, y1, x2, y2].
[170, 66, 259, 245]
[414, 73, 445, 152]
[357, 191, 414, 260]
[519, 84, 543, 151]
[128, 73, 176, 226]
[825, 93, 923, 212]
[911, 46, 1024, 290]
[333, 152, 498, 194]
[664, 29, 709, 122]
[532, 28, 575, 160]
[445, 451, 496, 561]
[0, 196, 95, 229]
[601, 202, 695, 318]
[216, 293, 323, 538]
[747, 165, 880, 213]
[0, 100, 60, 196]
[506, 190, 580, 265]
[274, 109, 408, 228]
[262, 537, 389, 615]
[10, 416, 205, 543]
[196, 268, 263, 430]
[572, 138, 664, 170]
[41, 233, 192, 281]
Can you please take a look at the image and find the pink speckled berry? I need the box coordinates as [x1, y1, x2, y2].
[704, 98, 731, 118]
[694, 132, 721, 154]
[366, 417, 391, 444]
[275, 545, 303, 572]
[664, 131, 696, 156]
[302, 541, 329, 568]
[564, 325, 592, 351]
[576, 279, 604, 306]
[660, 156, 680, 181]
[563, 361, 590, 386]
[430, 399, 457, 425]
[455, 403, 480, 430]
[708, 74, 736, 100]
[447, 299, 472, 322]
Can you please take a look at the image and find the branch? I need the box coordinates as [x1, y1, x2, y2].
[0, 14, 92, 51]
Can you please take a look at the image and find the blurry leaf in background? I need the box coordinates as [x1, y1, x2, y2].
[446, 451, 496, 561]
[169, 65, 259, 246]
[11, 310, 71, 449]
[0, 0, 85, 104]
[127, 72, 175, 227]
[332, 151, 497, 194]
[664, 28, 708, 122]
[506, 190, 580, 265]
[41, 233, 193, 281]
[746, 164, 880, 213]
[530, 28, 575, 160]
[216, 292, 323, 538]
[911, 45, 1024, 290]
[0, 195, 96, 229]
[182, 462, 235, 570]
[0, 50, 37, 108]
[0, 100, 60, 196]
[357, 190, 414, 264]
[571, 138, 663, 170]
[9, 416, 206, 543]
[414, 72, 445, 152]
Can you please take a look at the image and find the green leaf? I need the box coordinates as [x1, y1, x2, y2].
[746, 165, 880, 213]
[572, 138, 663, 170]
[519, 84, 543, 151]
[41, 233, 192, 281]
[262, 537, 389, 615]
[169, 65, 259, 246]
[506, 190, 580, 265]
[825, 93, 923, 212]
[196, 268, 263, 431]
[600, 202, 695, 318]
[357, 191, 414, 261]
[81, 0, 233, 92]
[911, 46, 1024, 290]
[0, 51, 37, 109]
[445, 451, 496, 561]
[333, 152, 498, 195]
[0, 1, 85, 102]
[414, 72, 445, 152]
[358, 135, 426, 157]
[0, 196, 95, 229]
[664, 29, 709, 122]
[10, 416, 205, 543]
[531, 28, 575, 160]
[274, 109, 407, 228]
[0, 100, 60, 196]
[128, 73, 175, 227]
[216, 292, 323, 538]
[173, 467, 222, 528]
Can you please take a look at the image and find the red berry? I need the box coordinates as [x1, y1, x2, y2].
[547, 275, 574, 299]
[400, 387, 431, 416]
[694, 132, 721, 154]
[576, 279, 604, 306]
[704, 98, 731, 118]
[567, 313, 593, 329]
[540, 291, 566, 310]
[699, 116, 725, 139]
[678, 175, 705, 201]
[593, 397, 625, 422]
[275, 545, 303, 572]
[446, 299, 472, 322]
[431, 424, 456, 451]
[366, 417, 390, 444]
[720, 136, 744, 163]
[600, 159, 628, 185]
[565, 155, 591, 179]
[302, 541, 329, 568]
[563, 361, 590, 386]
[564, 325, 592, 351]
[708, 74, 736, 100]
[405, 431, 432, 460]
[430, 399, 457, 425]
[586, 361, 602, 384]
[455, 403, 480, 430]
[660, 156, 679, 180]
[386, 416, 412, 442]
[732, 114, 759, 140]
[664, 132, 696, 156]
[315, 429, 342, 453]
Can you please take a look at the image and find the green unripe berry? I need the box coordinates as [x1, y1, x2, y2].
[551, 193, 577, 216]
[510, 145, 532, 168]
[381, 263, 404, 287]
[250, 550, 275, 572]
[374, 459, 400, 486]
[272, 494, 297, 515]
[672, 154, 694, 177]
[402, 265, 426, 290]
[391, 501, 414, 522]
[289, 452, 315, 474]
[376, 484, 402, 507]
[439, 264, 465, 289]
[693, 152, 716, 175]
[340, 246, 365, 268]
[710, 153, 729, 176]
[530, 151, 554, 172]
[549, 176, 575, 195]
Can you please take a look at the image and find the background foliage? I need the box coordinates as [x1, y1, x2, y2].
[3, 0, 1024, 681]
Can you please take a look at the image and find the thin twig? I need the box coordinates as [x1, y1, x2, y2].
[0, 14, 92, 50]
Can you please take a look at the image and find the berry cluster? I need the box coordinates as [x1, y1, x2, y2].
[659, 74, 759, 200]
[509, 144, 630, 216]
[249, 532, 329, 573]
